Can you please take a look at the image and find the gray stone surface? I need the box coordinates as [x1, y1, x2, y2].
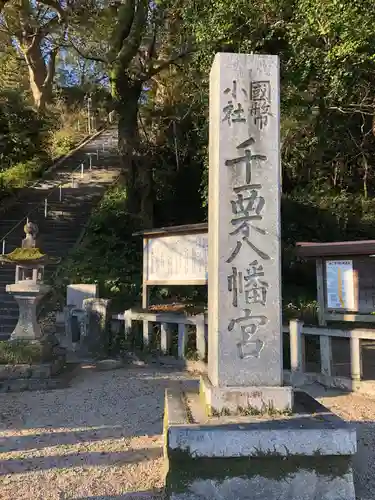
[207, 53, 282, 388]
[6, 284, 51, 340]
[83, 297, 111, 355]
[67, 283, 98, 309]
[167, 469, 356, 500]
[0, 364, 32, 380]
[165, 389, 356, 458]
[201, 375, 292, 414]
[96, 358, 124, 371]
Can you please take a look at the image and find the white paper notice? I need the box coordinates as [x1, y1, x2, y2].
[326, 260, 355, 310]
[146, 233, 208, 282]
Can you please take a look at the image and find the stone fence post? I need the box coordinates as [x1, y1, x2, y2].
[82, 298, 111, 356]
[289, 319, 304, 373]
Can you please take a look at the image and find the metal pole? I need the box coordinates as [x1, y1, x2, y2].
[59, 184, 62, 201]
[44, 198, 48, 218]
[96, 148, 99, 160]
[2, 240, 5, 255]
[87, 96, 92, 135]
[81, 163, 84, 178]
[89, 155, 92, 171]
[102, 142, 105, 152]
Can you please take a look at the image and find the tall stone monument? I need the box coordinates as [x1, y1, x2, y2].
[203, 52, 292, 413]
[163, 53, 357, 500]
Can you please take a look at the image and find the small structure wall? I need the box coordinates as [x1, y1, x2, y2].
[296, 241, 375, 324]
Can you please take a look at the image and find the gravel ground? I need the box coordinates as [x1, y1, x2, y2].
[303, 384, 375, 500]
[0, 364, 193, 500]
[2, 366, 375, 500]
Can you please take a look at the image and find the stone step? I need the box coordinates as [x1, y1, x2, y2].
[0, 317, 19, 327]
[0, 129, 119, 336]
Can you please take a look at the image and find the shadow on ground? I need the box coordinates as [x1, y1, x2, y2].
[0, 447, 162, 475]
[72, 493, 162, 500]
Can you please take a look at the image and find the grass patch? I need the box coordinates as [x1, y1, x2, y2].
[0, 340, 47, 364]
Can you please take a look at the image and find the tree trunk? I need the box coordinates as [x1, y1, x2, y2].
[23, 45, 56, 111]
[111, 67, 154, 227]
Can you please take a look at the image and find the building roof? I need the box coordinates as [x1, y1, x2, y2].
[296, 240, 375, 258]
[133, 222, 208, 238]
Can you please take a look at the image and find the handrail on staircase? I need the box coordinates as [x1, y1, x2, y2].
[0, 125, 116, 254]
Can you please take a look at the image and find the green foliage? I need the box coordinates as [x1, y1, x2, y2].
[0, 341, 46, 364]
[0, 90, 48, 170]
[50, 128, 79, 158]
[55, 183, 143, 311]
[0, 158, 43, 190]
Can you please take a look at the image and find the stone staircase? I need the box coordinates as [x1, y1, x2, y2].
[0, 128, 120, 339]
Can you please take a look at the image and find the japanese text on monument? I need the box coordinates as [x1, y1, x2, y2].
[222, 78, 271, 359]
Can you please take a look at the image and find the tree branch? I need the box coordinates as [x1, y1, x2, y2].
[109, 0, 135, 56]
[38, 0, 65, 22]
[143, 48, 193, 80]
[43, 46, 57, 87]
[0, 0, 10, 13]
[69, 38, 107, 63]
[116, 0, 147, 66]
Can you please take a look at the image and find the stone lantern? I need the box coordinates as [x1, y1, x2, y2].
[0, 221, 59, 341]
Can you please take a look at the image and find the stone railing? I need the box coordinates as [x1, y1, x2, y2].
[112, 311, 375, 393]
[284, 319, 375, 391]
[112, 310, 208, 360]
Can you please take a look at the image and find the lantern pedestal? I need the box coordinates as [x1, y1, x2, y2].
[6, 282, 51, 341]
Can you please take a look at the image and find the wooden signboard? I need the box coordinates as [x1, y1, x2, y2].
[139, 224, 208, 309]
[145, 233, 208, 285]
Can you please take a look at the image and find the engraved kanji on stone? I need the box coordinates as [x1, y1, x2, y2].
[225, 137, 266, 184]
[227, 266, 243, 307]
[245, 279, 269, 306]
[222, 80, 248, 125]
[227, 221, 270, 262]
[228, 309, 267, 359]
[231, 187, 265, 224]
[244, 260, 268, 305]
[250, 81, 271, 130]
[245, 260, 264, 280]
[250, 81, 270, 101]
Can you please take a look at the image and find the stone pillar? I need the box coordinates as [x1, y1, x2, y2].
[203, 52, 292, 414]
[177, 323, 187, 359]
[82, 298, 111, 355]
[320, 335, 332, 376]
[161, 322, 172, 354]
[290, 319, 304, 373]
[124, 309, 133, 340]
[195, 314, 206, 360]
[350, 336, 361, 381]
[143, 320, 152, 348]
[6, 284, 50, 341]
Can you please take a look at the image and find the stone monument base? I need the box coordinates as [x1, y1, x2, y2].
[164, 388, 357, 500]
[0, 334, 67, 392]
[200, 375, 293, 414]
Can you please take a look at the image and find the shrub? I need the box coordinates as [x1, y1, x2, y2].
[0, 341, 47, 364]
[49, 128, 78, 158]
[0, 158, 43, 190]
[0, 89, 48, 170]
